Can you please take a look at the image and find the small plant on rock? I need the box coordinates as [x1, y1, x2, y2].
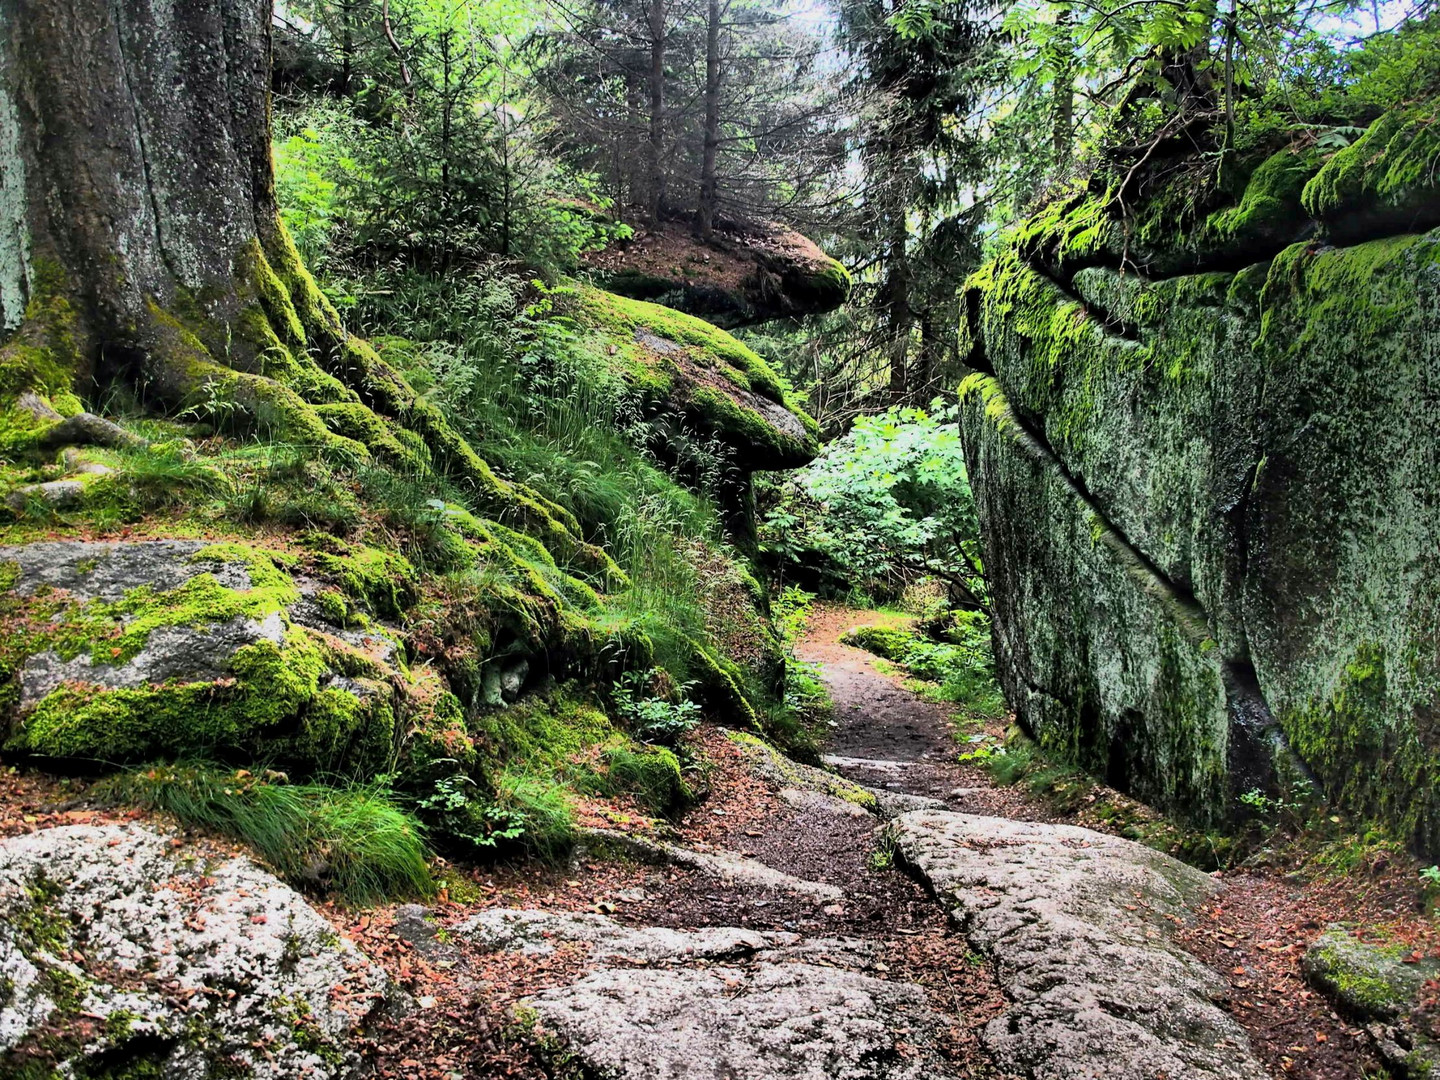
[611, 668, 702, 748]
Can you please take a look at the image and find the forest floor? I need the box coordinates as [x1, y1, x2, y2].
[2, 605, 1433, 1078]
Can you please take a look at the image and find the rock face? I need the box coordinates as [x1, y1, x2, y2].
[584, 218, 852, 329]
[1303, 926, 1440, 1077]
[463, 908, 954, 1080]
[0, 823, 390, 1078]
[0, 538, 415, 770]
[962, 98, 1440, 846]
[888, 810, 1266, 1080]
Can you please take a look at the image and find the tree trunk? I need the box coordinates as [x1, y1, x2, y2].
[882, 203, 913, 401]
[625, 68, 645, 213]
[647, 0, 666, 229]
[0, 0, 613, 579]
[697, 0, 723, 241]
[1052, 4, 1074, 169]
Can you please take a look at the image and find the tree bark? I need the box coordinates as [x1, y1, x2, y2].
[647, 0, 667, 229]
[696, 0, 723, 240]
[0, 0, 616, 580]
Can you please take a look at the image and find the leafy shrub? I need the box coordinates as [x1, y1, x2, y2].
[611, 668, 703, 747]
[841, 613, 1005, 717]
[412, 772, 528, 853]
[99, 764, 434, 906]
[760, 402, 986, 608]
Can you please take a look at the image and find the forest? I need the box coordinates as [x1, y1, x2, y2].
[0, 0, 1437, 1076]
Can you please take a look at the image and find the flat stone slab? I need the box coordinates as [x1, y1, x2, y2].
[530, 961, 947, 1080]
[0, 824, 390, 1078]
[578, 827, 844, 901]
[472, 909, 951, 1079]
[821, 754, 914, 772]
[888, 810, 1267, 1080]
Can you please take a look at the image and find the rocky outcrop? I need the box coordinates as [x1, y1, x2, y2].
[0, 538, 430, 770]
[962, 100, 1440, 845]
[584, 218, 851, 328]
[888, 810, 1266, 1080]
[1303, 926, 1440, 1077]
[570, 284, 819, 470]
[462, 908, 955, 1080]
[0, 823, 390, 1078]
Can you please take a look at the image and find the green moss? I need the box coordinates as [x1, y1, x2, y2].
[1012, 190, 1118, 269]
[1279, 643, 1440, 847]
[1206, 146, 1321, 243]
[305, 542, 419, 620]
[1303, 100, 1440, 222]
[571, 286, 819, 452]
[0, 546, 399, 774]
[140, 299, 368, 460]
[400, 667, 477, 781]
[839, 624, 911, 661]
[471, 688, 617, 779]
[1259, 233, 1435, 379]
[603, 744, 689, 812]
[0, 259, 86, 449]
[1307, 938, 1417, 1018]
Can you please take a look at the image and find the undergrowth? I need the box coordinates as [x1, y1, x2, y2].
[982, 731, 1237, 869]
[97, 763, 435, 906]
[840, 610, 1006, 719]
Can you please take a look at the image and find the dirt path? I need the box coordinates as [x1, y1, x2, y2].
[796, 604, 1388, 1080]
[3, 605, 1403, 1078]
[348, 608, 1030, 1079]
[797, 605, 1042, 817]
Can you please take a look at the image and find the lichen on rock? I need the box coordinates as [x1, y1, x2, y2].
[0, 823, 392, 1079]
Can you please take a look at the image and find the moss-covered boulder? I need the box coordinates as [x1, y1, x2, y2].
[585, 219, 851, 329]
[570, 286, 820, 469]
[0, 539, 412, 771]
[961, 97, 1440, 845]
[1303, 926, 1440, 1077]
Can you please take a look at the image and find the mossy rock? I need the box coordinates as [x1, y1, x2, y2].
[964, 104, 1440, 846]
[1302, 926, 1434, 1021]
[585, 219, 851, 329]
[1303, 926, 1440, 1078]
[839, 625, 913, 662]
[0, 539, 407, 773]
[1303, 100, 1440, 240]
[568, 286, 819, 469]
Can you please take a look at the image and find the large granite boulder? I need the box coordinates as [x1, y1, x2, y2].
[888, 810, 1266, 1080]
[460, 908, 954, 1080]
[961, 97, 1440, 846]
[0, 824, 391, 1078]
[585, 218, 851, 329]
[0, 538, 419, 771]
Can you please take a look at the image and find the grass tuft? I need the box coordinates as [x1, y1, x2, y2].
[97, 762, 435, 906]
